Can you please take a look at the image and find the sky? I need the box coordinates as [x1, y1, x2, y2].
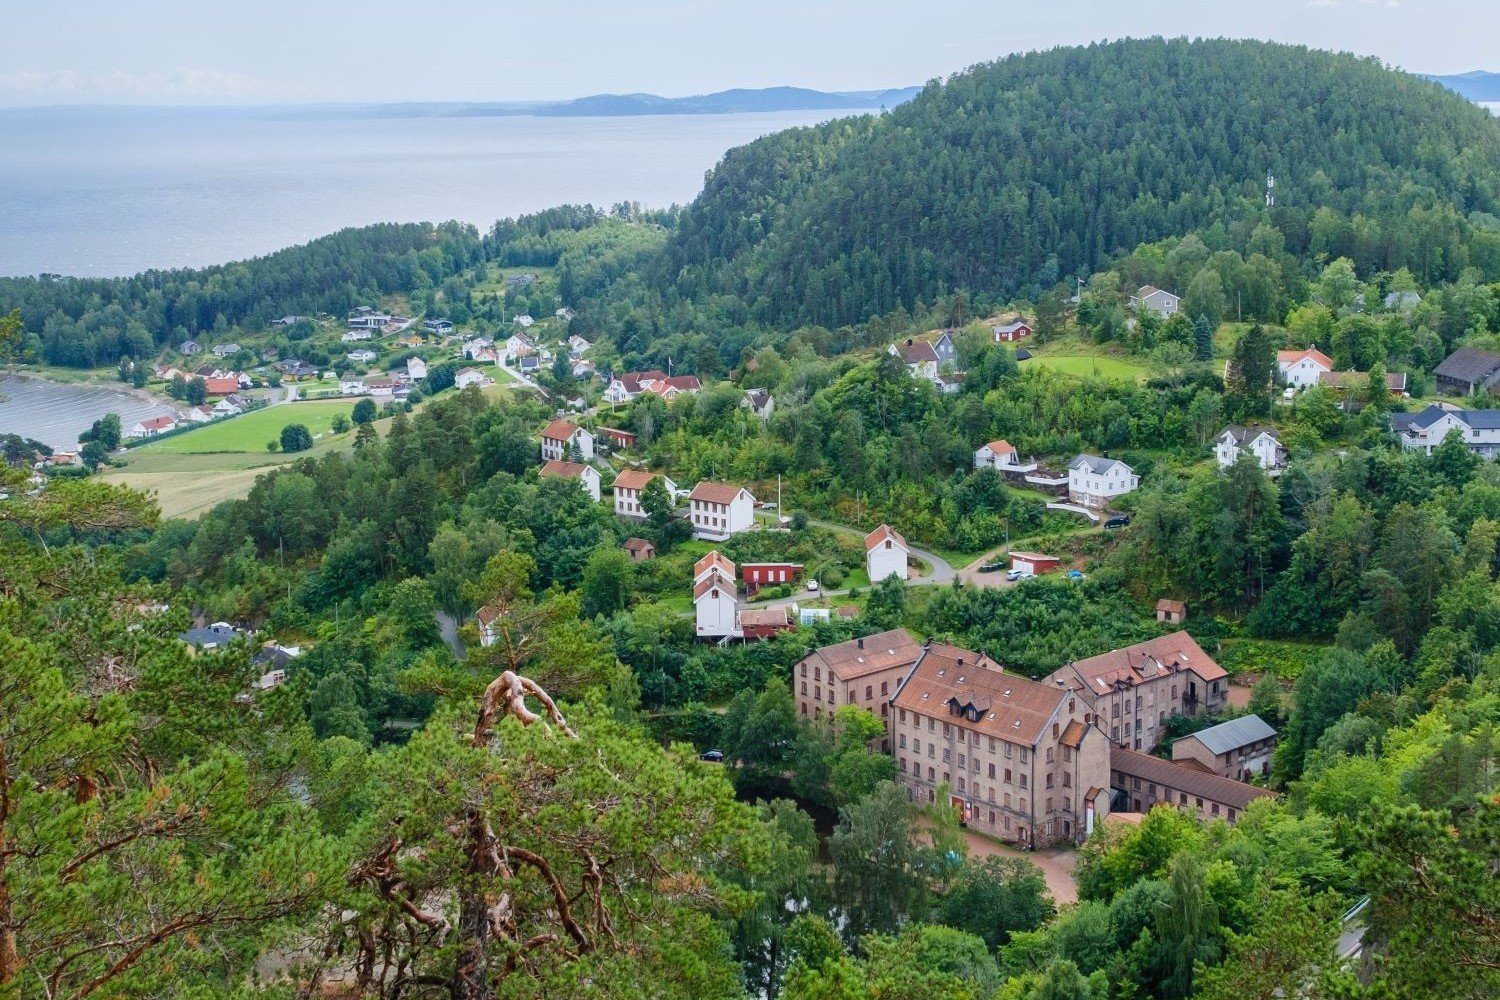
[2, 0, 1493, 107]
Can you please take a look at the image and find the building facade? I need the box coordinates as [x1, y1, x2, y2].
[1170, 714, 1277, 781]
[688, 482, 756, 540]
[865, 524, 910, 582]
[1067, 455, 1138, 509]
[611, 469, 676, 520]
[793, 628, 925, 739]
[1215, 426, 1285, 474]
[1110, 747, 1274, 824]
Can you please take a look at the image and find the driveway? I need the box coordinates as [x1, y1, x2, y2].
[961, 832, 1079, 905]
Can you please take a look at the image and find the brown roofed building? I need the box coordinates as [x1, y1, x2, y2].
[623, 537, 656, 561]
[540, 419, 595, 461]
[612, 469, 677, 520]
[892, 642, 1113, 847]
[1155, 599, 1187, 624]
[688, 481, 756, 540]
[737, 605, 794, 640]
[1045, 631, 1228, 751]
[1109, 746, 1274, 824]
[794, 628, 925, 735]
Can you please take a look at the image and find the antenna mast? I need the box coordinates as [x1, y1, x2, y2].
[1265, 169, 1275, 208]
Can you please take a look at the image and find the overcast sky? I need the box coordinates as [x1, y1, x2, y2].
[2, 0, 1492, 106]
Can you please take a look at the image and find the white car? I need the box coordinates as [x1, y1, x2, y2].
[1005, 568, 1027, 582]
[806, 580, 819, 592]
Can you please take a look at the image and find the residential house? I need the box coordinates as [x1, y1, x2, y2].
[506, 273, 537, 288]
[974, 439, 1023, 471]
[212, 343, 240, 358]
[1276, 347, 1335, 390]
[567, 333, 590, 353]
[126, 415, 179, 439]
[179, 621, 242, 650]
[1131, 286, 1180, 318]
[689, 481, 756, 540]
[649, 375, 702, 400]
[865, 524, 910, 583]
[571, 359, 596, 379]
[272, 315, 304, 327]
[347, 349, 378, 364]
[1434, 347, 1500, 396]
[892, 642, 1114, 846]
[597, 427, 637, 450]
[462, 337, 494, 360]
[538, 459, 601, 502]
[504, 333, 535, 358]
[196, 374, 240, 396]
[931, 331, 958, 369]
[933, 372, 966, 395]
[367, 377, 397, 398]
[423, 318, 454, 335]
[557, 307, 577, 322]
[1110, 747, 1274, 823]
[1045, 631, 1231, 751]
[476, 602, 503, 648]
[693, 551, 738, 638]
[992, 320, 1033, 342]
[602, 370, 669, 404]
[1317, 369, 1408, 398]
[888, 339, 940, 379]
[519, 355, 540, 376]
[212, 395, 246, 417]
[1010, 552, 1060, 577]
[611, 469, 676, 520]
[513, 314, 535, 328]
[455, 367, 492, 390]
[540, 419, 595, 462]
[1215, 426, 1286, 475]
[179, 339, 203, 356]
[794, 628, 924, 739]
[185, 406, 214, 424]
[737, 606, 795, 641]
[1067, 455, 1138, 509]
[407, 357, 428, 381]
[623, 537, 656, 561]
[1171, 714, 1277, 781]
[346, 308, 392, 331]
[1155, 599, 1187, 625]
[339, 378, 368, 396]
[1392, 403, 1500, 457]
[341, 330, 375, 343]
[742, 388, 775, 421]
[741, 562, 803, 597]
[275, 359, 318, 380]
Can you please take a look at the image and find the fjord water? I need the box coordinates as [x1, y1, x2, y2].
[0, 106, 867, 278]
[0, 375, 178, 449]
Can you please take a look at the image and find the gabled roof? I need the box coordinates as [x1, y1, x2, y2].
[1276, 347, 1334, 370]
[892, 643, 1069, 748]
[1069, 454, 1131, 475]
[1433, 347, 1500, 384]
[797, 628, 925, 683]
[623, 537, 654, 553]
[980, 439, 1016, 454]
[694, 550, 736, 580]
[1176, 714, 1276, 756]
[865, 523, 908, 551]
[1317, 370, 1408, 392]
[693, 569, 735, 601]
[1403, 404, 1500, 432]
[690, 481, 749, 504]
[1136, 285, 1177, 300]
[1060, 719, 1087, 749]
[738, 606, 791, 629]
[892, 339, 941, 364]
[611, 469, 657, 491]
[1219, 425, 1279, 446]
[1156, 598, 1187, 614]
[539, 459, 592, 480]
[1048, 631, 1227, 696]
[745, 388, 771, 408]
[993, 320, 1032, 334]
[541, 419, 581, 442]
[1110, 747, 1276, 810]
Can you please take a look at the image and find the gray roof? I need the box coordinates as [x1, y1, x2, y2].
[179, 622, 241, 648]
[1433, 347, 1500, 384]
[1404, 404, 1500, 432]
[1384, 291, 1421, 310]
[1070, 453, 1130, 475]
[1220, 425, 1278, 446]
[993, 321, 1031, 333]
[1177, 714, 1276, 756]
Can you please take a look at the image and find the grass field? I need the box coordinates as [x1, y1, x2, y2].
[1027, 354, 1149, 382]
[139, 401, 357, 454]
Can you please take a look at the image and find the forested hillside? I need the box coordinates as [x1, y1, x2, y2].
[0, 222, 482, 366]
[656, 38, 1500, 330]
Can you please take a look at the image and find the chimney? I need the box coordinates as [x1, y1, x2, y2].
[857, 637, 864, 650]
[1055, 678, 1065, 688]
[957, 657, 965, 666]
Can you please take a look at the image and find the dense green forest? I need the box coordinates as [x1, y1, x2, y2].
[649, 38, 1500, 330]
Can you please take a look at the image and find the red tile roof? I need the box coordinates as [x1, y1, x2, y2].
[1110, 747, 1276, 811]
[693, 550, 736, 579]
[865, 524, 908, 552]
[797, 628, 925, 683]
[983, 440, 1016, 454]
[539, 459, 590, 479]
[1276, 347, 1334, 370]
[693, 570, 734, 601]
[612, 469, 656, 491]
[541, 419, 580, 442]
[892, 643, 1068, 748]
[690, 481, 748, 504]
[1049, 631, 1227, 696]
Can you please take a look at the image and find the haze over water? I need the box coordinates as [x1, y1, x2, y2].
[0, 106, 867, 278]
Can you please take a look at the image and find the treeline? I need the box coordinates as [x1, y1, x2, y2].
[648, 37, 1500, 332]
[0, 222, 482, 366]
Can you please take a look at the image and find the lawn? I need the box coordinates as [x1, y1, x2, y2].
[140, 401, 358, 454]
[1027, 354, 1149, 382]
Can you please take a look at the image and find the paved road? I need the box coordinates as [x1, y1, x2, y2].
[434, 611, 465, 658]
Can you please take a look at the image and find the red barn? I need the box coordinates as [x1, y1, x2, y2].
[1010, 552, 1061, 577]
[992, 320, 1033, 342]
[598, 426, 637, 449]
[741, 562, 803, 596]
[737, 606, 795, 641]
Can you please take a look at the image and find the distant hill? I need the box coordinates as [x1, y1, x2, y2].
[656, 38, 1500, 331]
[271, 86, 920, 121]
[1422, 70, 1500, 102]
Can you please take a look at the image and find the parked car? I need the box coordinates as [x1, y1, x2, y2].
[1066, 570, 1087, 581]
[1103, 515, 1131, 528]
[1005, 568, 1027, 582]
[978, 561, 1006, 573]
[806, 580, 819, 592]
[699, 749, 724, 762]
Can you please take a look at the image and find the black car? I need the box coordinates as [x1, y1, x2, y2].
[699, 749, 725, 763]
[1103, 515, 1131, 529]
[977, 561, 1006, 573]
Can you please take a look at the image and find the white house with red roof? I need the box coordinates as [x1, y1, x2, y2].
[693, 551, 739, 638]
[126, 415, 180, 439]
[973, 439, 1031, 471]
[602, 369, 669, 404]
[865, 524, 910, 583]
[1276, 346, 1334, 390]
[611, 469, 677, 519]
[540, 419, 595, 462]
[455, 367, 493, 390]
[688, 481, 756, 540]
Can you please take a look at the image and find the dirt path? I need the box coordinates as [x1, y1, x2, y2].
[962, 831, 1080, 905]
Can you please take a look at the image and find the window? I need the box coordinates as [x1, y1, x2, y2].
[865, 685, 873, 701]
[957, 754, 966, 768]
[928, 718, 935, 732]
[942, 749, 951, 763]
[1004, 769, 1012, 783]
[899, 734, 907, 749]
[1020, 774, 1028, 789]
[1046, 797, 1053, 813]
[1020, 750, 1029, 765]
[882, 703, 889, 717]
[814, 667, 821, 682]
[944, 772, 950, 784]
[1046, 747, 1055, 763]
[899, 709, 906, 723]
[1148, 783, 1156, 795]
[1112, 726, 1119, 741]
[1045, 774, 1054, 788]
[1063, 772, 1071, 788]
[943, 722, 951, 737]
[881, 681, 889, 696]
[1064, 796, 1071, 811]
[928, 745, 935, 759]
[988, 763, 996, 779]
[814, 685, 821, 701]
[1112, 703, 1121, 718]
[989, 810, 996, 825]
[801, 681, 807, 695]
[800, 663, 808, 677]
[1132, 777, 1142, 791]
[912, 739, 920, 753]
[1227, 807, 1237, 822]
[899, 757, 906, 771]
[957, 777, 965, 792]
